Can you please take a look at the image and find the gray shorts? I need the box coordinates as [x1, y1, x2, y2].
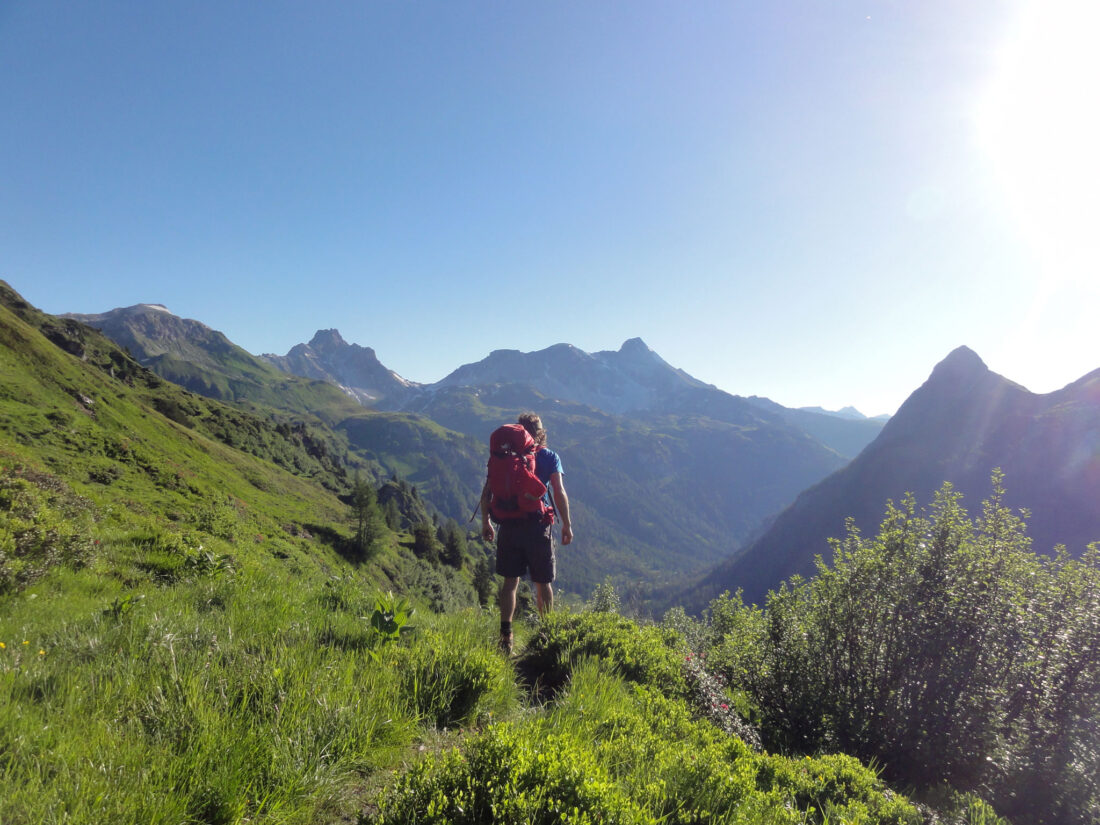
[495, 518, 555, 584]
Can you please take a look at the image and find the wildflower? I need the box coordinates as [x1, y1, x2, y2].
[39, 650, 45, 656]
[721, 703, 728, 709]
[0, 642, 5, 649]
[23, 640, 29, 646]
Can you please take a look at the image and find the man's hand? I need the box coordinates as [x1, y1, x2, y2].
[561, 524, 573, 545]
[482, 522, 495, 542]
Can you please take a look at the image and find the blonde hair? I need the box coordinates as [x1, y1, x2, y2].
[517, 412, 547, 447]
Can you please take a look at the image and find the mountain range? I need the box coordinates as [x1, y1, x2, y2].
[56, 295, 1100, 606]
[59, 300, 885, 597]
[262, 326, 886, 460]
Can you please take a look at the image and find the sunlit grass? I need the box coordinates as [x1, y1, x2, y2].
[0, 552, 514, 825]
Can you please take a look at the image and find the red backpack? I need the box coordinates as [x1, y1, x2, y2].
[486, 424, 554, 524]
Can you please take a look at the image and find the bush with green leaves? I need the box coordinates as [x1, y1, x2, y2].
[374, 721, 646, 825]
[376, 659, 922, 825]
[704, 474, 1100, 824]
[0, 467, 94, 593]
[389, 619, 517, 730]
[587, 575, 622, 613]
[517, 611, 689, 701]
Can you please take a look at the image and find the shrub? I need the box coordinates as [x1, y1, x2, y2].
[390, 623, 516, 730]
[709, 475, 1100, 823]
[516, 612, 688, 701]
[374, 723, 646, 825]
[587, 576, 621, 613]
[0, 469, 94, 593]
[194, 501, 241, 543]
[376, 660, 922, 825]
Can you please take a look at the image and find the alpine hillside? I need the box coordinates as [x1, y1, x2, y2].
[6, 279, 1098, 823]
[61, 304, 366, 424]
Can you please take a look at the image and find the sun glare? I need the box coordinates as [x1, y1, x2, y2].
[977, 0, 1100, 288]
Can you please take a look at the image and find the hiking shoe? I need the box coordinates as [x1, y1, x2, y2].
[499, 632, 514, 655]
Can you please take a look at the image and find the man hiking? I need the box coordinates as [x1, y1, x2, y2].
[480, 412, 573, 654]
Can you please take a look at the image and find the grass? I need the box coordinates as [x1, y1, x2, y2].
[1, 555, 515, 825]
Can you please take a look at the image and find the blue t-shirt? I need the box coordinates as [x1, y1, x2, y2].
[535, 447, 563, 507]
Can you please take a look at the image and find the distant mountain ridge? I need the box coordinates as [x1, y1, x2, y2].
[54, 301, 879, 596]
[429, 337, 711, 415]
[797, 405, 889, 422]
[746, 396, 888, 460]
[688, 345, 1100, 608]
[263, 328, 886, 459]
[64, 303, 240, 370]
[61, 304, 365, 422]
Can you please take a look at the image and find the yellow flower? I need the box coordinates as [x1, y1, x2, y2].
[23, 640, 29, 646]
[39, 650, 45, 656]
[0, 642, 5, 649]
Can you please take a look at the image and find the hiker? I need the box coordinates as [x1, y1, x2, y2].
[480, 412, 573, 653]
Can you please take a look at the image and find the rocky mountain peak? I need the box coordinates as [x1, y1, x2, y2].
[307, 328, 348, 352]
[619, 337, 651, 355]
[261, 329, 415, 405]
[930, 345, 987, 378]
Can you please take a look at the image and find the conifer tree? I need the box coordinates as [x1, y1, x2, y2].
[411, 522, 441, 565]
[440, 518, 467, 569]
[472, 556, 495, 607]
[382, 497, 400, 531]
[350, 472, 383, 560]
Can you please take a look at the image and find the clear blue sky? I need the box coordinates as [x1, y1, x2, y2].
[3, 1, 1097, 417]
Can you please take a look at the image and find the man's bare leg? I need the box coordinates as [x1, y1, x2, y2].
[500, 576, 520, 622]
[499, 576, 519, 653]
[535, 581, 553, 616]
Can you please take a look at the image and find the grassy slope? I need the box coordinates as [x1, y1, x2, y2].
[0, 289, 497, 822]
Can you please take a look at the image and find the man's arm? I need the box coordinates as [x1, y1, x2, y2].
[480, 480, 495, 542]
[549, 473, 573, 545]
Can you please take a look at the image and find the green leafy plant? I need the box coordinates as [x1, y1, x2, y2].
[376, 659, 921, 825]
[103, 592, 145, 620]
[368, 591, 415, 642]
[587, 576, 621, 614]
[364, 591, 415, 662]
